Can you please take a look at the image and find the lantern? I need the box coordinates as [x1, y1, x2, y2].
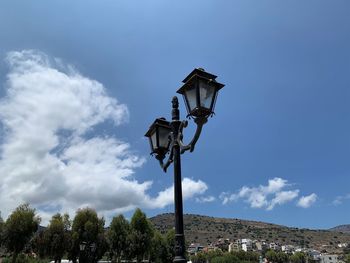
[177, 68, 224, 118]
[145, 118, 172, 158]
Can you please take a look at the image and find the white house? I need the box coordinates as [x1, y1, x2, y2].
[241, 239, 253, 252]
[320, 254, 340, 263]
[229, 240, 241, 252]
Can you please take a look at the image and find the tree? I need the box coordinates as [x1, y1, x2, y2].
[107, 214, 129, 262]
[71, 207, 106, 263]
[211, 253, 240, 263]
[275, 251, 289, 263]
[129, 208, 154, 262]
[190, 252, 207, 263]
[165, 228, 175, 260]
[45, 213, 71, 263]
[31, 230, 48, 259]
[0, 212, 4, 248]
[231, 250, 259, 261]
[289, 252, 306, 263]
[344, 254, 350, 263]
[149, 230, 171, 263]
[3, 204, 41, 263]
[265, 250, 278, 263]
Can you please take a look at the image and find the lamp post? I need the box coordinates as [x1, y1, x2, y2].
[145, 68, 224, 263]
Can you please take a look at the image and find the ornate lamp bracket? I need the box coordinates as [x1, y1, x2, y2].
[178, 116, 207, 154]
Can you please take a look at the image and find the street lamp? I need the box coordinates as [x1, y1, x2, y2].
[145, 68, 225, 263]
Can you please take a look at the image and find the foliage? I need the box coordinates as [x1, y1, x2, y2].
[206, 250, 224, 261]
[265, 250, 290, 263]
[45, 213, 71, 263]
[3, 204, 41, 263]
[190, 252, 208, 263]
[0, 212, 4, 247]
[289, 252, 307, 263]
[2, 254, 48, 263]
[344, 254, 350, 263]
[129, 208, 154, 262]
[211, 254, 241, 263]
[191, 251, 259, 263]
[149, 230, 172, 263]
[231, 250, 260, 261]
[165, 228, 175, 260]
[31, 231, 48, 259]
[107, 214, 129, 262]
[71, 207, 107, 263]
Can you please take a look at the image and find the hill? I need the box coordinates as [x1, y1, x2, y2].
[150, 213, 350, 253]
[330, 225, 350, 234]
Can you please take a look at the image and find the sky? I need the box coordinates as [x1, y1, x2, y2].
[0, 0, 349, 229]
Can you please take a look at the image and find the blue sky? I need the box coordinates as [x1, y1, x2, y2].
[0, 0, 349, 229]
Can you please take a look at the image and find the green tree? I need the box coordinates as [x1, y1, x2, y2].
[149, 230, 170, 263]
[231, 250, 259, 261]
[190, 252, 207, 263]
[344, 254, 350, 263]
[129, 208, 154, 262]
[71, 207, 107, 263]
[3, 204, 41, 263]
[0, 212, 4, 247]
[265, 250, 278, 263]
[206, 249, 224, 261]
[289, 252, 307, 263]
[165, 228, 175, 260]
[275, 251, 289, 263]
[107, 214, 129, 262]
[45, 213, 71, 263]
[31, 230, 48, 259]
[211, 253, 240, 263]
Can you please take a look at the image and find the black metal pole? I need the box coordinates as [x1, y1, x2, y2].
[171, 96, 186, 263]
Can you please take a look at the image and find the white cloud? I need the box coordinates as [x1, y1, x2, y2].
[332, 193, 350, 206]
[297, 194, 317, 208]
[220, 177, 300, 210]
[149, 178, 208, 208]
[267, 190, 299, 210]
[0, 50, 209, 223]
[195, 196, 216, 203]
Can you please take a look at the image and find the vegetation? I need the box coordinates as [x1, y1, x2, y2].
[191, 251, 259, 263]
[129, 208, 154, 262]
[0, 204, 175, 263]
[150, 213, 350, 253]
[3, 204, 40, 263]
[1, 205, 350, 263]
[107, 214, 129, 262]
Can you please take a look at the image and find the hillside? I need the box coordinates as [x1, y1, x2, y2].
[330, 225, 350, 234]
[150, 213, 350, 253]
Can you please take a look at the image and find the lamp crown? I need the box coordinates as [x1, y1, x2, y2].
[182, 68, 218, 84]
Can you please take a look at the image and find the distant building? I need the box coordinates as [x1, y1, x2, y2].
[255, 241, 268, 252]
[229, 240, 241, 252]
[242, 239, 253, 252]
[269, 242, 280, 251]
[281, 245, 295, 254]
[308, 250, 321, 261]
[320, 254, 340, 263]
[187, 243, 204, 255]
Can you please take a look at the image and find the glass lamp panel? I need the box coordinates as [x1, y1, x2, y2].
[80, 244, 86, 251]
[150, 131, 158, 150]
[199, 80, 216, 110]
[158, 126, 171, 149]
[184, 85, 197, 112]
